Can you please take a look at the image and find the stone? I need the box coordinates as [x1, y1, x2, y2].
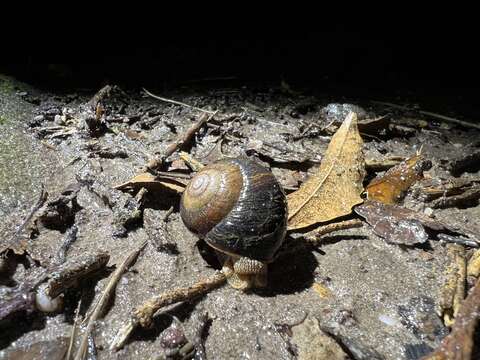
[291, 316, 348, 360]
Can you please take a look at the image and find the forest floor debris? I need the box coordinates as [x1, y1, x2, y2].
[1, 75, 480, 359]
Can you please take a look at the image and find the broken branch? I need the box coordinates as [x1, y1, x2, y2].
[142, 88, 216, 115]
[372, 101, 480, 131]
[144, 112, 217, 172]
[110, 271, 226, 351]
[74, 242, 146, 360]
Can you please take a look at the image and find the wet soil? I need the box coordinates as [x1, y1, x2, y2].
[1, 74, 479, 360]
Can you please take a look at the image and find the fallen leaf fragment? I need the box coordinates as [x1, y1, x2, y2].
[287, 112, 365, 230]
[114, 172, 186, 193]
[367, 153, 432, 204]
[355, 200, 444, 246]
[356, 200, 480, 249]
[421, 276, 480, 360]
[357, 115, 391, 135]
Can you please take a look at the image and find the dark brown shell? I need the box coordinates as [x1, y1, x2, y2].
[180, 158, 287, 262]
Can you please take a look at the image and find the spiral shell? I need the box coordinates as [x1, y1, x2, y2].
[180, 158, 287, 262]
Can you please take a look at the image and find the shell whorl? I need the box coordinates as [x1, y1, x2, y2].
[180, 161, 243, 237]
[180, 158, 288, 262]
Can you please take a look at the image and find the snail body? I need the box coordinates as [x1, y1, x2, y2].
[180, 158, 288, 290]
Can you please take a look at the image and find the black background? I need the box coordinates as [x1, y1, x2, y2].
[2, 13, 478, 117]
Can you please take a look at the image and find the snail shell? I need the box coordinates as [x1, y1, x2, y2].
[35, 284, 64, 313]
[180, 158, 287, 263]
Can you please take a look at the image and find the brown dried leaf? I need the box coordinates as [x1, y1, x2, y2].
[287, 112, 365, 230]
[114, 173, 186, 193]
[421, 277, 480, 360]
[358, 115, 390, 135]
[366, 154, 432, 204]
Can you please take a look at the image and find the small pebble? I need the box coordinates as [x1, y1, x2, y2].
[160, 325, 187, 349]
[54, 115, 63, 125]
[379, 314, 401, 327]
[423, 207, 434, 217]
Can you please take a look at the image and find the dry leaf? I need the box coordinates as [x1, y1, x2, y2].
[114, 173, 186, 193]
[287, 112, 365, 230]
[366, 153, 432, 204]
[354, 200, 445, 246]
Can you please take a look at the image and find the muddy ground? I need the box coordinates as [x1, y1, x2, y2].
[0, 74, 479, 360]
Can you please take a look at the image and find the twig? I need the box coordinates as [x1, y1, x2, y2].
[144, 112, 217, 172]
[155, 171, 192, 180]
[45, 252, 110, 299]
[74, 241, 147, 360]
[422, 277, 480, 359]
[0, 253, 107, 321]
[5, 184, 48, 250]
[55, 225, 78, 264]
[304, 219, 364, 245]
[142, 88, 215, 114]
[437, 234, 480, 248]
[111, 219, 361, 351]
[66, 298, 82, 360]
[110, 271, 227, 351]
[163, 206, 174, 222]
[372, 101, 480, 130]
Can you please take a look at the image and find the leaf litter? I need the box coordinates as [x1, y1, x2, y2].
[2, 78, 480, 360]
[287, 112, 365, 230]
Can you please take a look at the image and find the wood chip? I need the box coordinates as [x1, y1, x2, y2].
[422, 276, 480, 359]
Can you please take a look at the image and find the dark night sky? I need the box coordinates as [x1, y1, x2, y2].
[2, 16, 478, 115]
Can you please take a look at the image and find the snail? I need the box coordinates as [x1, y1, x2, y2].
[35, 284, 64, 313]
[180, 157, 288, 290]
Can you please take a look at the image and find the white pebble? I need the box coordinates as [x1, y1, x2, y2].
[423, 207, 434, 217]
[378, 314, 400, 327]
